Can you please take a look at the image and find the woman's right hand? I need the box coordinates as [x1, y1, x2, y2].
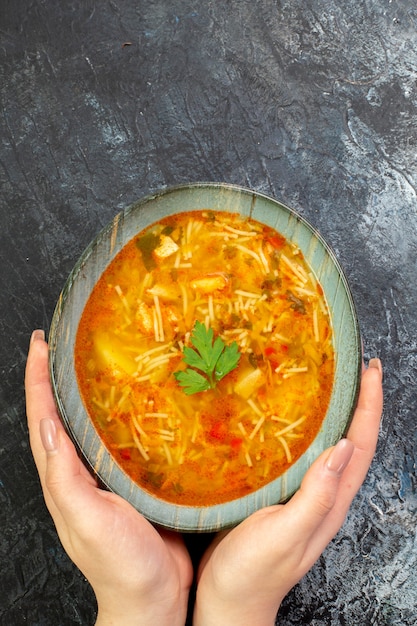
[194, 358, 383, 626]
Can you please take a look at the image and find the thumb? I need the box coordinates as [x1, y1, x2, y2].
[284, 438, 355, 537]
[39, 418, 102, 526]
[243, 439, 355, 564]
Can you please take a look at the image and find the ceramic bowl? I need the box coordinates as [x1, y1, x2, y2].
[49, 183, 361, 532]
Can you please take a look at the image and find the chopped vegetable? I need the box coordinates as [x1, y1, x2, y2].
[286, 290, 306, 314]
[234, 367, 266, 400]
[153, 235, 179, 260]
[190, 273, 229, 294]
[136, 231, 161, 270]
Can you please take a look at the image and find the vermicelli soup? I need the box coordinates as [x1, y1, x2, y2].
[75, 210, 334, 506]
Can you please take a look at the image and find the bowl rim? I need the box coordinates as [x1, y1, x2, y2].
[49, 182, 362, 532]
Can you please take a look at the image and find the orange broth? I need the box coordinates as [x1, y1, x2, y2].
[75, 210, 334, 506]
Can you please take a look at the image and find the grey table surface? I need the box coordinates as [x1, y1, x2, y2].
[1, 1, 417, 624]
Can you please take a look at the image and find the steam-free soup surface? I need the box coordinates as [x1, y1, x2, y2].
[75, 211, 334, 506]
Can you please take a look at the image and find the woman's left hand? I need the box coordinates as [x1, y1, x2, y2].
[25, 330, 193, 626]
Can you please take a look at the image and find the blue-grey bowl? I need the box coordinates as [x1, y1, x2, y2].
[49, 183, 361, 532]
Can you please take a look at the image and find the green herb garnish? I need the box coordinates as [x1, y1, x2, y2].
[135, 231, 161, 271]
[286, 290, 306, 314]
[174, 321, 241, 395]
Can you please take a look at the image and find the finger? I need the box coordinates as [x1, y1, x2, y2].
[272, 438, 355, 541]
[25, 331, 62, 478]
[301, 358, 383, 552]
[25, 331, 96, 529]
[39, 416, 118, 533]
[335, 358, 383, 496]
[345, 358, 383, 457]
[25, 330, 95, 478]
[306, 358, 382, 521]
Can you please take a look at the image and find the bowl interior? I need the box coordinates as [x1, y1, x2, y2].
[49, 183, 361, 532]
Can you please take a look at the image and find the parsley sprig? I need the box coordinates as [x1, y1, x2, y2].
[174, 321, 241, 395]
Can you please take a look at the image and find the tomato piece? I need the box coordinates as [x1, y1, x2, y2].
[209, 421, 226, 441]
[266, 234, 286, 249]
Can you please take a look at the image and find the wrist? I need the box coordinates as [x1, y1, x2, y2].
[94, 587, 186, 626]
[95, 610, 181, 626]
[193, 582, 281, 626]
[96, 604, 184, 626]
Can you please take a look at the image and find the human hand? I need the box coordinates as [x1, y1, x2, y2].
[25, 330, 193, 626]
[194, 358, 383, 626]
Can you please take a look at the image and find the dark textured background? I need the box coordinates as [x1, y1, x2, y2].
[1, 1, 417, 624]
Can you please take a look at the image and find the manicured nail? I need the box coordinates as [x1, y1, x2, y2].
[40, 418, 58, 453]
[31, 329, 45, 344]
[368, 358, 382, 375]
[326, 439, 354, 475]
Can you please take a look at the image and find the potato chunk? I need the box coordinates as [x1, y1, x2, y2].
[234, 368, 266, 399]
[153, 235, 179, 260]
[147, 283, 181, 301]
[136, 301, 154, 335]
[94, 332, 137, 376]
[190, 273, 228, 294]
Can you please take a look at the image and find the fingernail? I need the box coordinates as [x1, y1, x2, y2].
[368, 358, 382, 375]
[40, 418, 58, 453]
[326, 439, 354, 475]
[31, 329, 45, 344]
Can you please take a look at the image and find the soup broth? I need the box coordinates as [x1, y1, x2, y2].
[75, 210, 334, 506]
